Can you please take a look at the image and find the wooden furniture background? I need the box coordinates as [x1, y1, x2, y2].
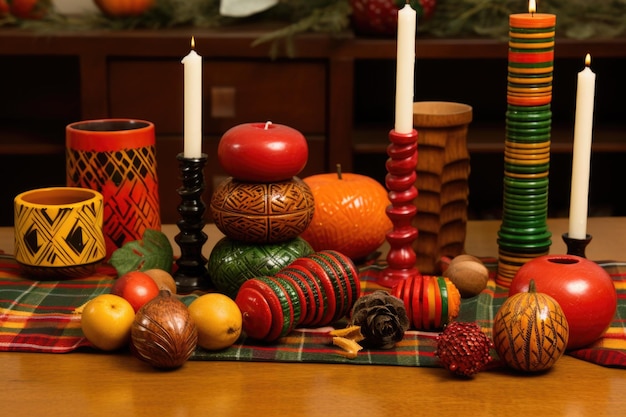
[1, 27, 625, 225]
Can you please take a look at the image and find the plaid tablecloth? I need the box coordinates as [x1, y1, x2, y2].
[1, 256, 625, 368]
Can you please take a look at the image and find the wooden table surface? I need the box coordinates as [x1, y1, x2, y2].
[1, 218, 625, 417]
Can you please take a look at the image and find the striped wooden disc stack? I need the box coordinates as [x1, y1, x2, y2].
[496, 11, 557, 287]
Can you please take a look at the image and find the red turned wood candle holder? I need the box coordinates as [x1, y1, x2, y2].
[378, 128, 421, 288]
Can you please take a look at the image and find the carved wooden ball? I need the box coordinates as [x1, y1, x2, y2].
[443, 254, 490, 298]
[211, 176, 315, 243]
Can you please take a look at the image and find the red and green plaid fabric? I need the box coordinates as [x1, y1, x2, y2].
[1, 256, 625, 368]
[0, 259, 117, 352]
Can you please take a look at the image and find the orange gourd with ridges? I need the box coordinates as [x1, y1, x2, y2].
[493, 280, 569, 372]
[301, 170, 392, 261]
[94, 0, 154, 17]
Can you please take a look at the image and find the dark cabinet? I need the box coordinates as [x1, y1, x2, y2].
[1, 28, 624, 225]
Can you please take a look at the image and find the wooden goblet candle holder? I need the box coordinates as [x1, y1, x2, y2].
[174, 153, 210, 293]
[378, 128, 421, 288]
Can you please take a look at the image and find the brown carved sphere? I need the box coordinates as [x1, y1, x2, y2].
[211, 177, 315, 243]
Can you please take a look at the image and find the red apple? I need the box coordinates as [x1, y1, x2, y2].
[217, 121, 308, 182]
[509, 254, 617, 350]
[111, 271, 160, 313]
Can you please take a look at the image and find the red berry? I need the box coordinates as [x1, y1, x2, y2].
[349, 0, 437, 36]
[419, 0, 437, 20]
[435, 321, 494, 377]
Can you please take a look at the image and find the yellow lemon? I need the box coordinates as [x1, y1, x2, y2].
[188, 293, 243, 350]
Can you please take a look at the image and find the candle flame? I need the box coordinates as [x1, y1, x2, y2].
[585, 53, 591, 67]
[529, 0, 536, 14]
[264, 121, 272, 130]
[191, 36, 195, 50]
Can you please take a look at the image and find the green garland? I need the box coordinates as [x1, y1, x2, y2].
[421, 0, 626, 40]
[4, 0, 625, 44]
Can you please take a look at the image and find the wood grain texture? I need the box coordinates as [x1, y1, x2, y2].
[1, 352, 624, 416]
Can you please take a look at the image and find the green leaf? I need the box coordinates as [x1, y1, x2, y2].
[109, 229, 174, 277]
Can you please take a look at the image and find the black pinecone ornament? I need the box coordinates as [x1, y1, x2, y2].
[435, 321, 494, 377]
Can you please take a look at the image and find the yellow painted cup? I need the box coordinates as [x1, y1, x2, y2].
[14, 187, 106, 279]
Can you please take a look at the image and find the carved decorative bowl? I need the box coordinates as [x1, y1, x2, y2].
[211, 177, 315, 243]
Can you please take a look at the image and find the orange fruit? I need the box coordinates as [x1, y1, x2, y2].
[80, 294, 135, 351]
[188, 293, 243, 351]
[301, 171, 392, 260]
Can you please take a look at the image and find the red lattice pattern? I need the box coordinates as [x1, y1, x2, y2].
[66, 146, 160, 257]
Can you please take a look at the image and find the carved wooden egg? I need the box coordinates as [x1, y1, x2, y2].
[211, 176, 315, 243]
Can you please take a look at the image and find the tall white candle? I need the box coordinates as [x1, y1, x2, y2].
[568, 54, 596, 239]
[394, 3, 417, 134]
[181, 37, 203, 159]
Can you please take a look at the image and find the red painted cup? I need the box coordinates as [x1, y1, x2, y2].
[66, 119, 161, 258]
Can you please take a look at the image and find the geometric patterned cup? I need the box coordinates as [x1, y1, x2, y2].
[14, 187, 106, 279]
[66, 119, 161, 259]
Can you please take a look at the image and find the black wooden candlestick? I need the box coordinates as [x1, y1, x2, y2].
[562, 232, 592, 258]
[174, 153, 210, 293]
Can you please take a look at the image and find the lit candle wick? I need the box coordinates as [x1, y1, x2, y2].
[568, 53, 596, 239]
[529, 0, 536, 15]
[191, 36, 195, 49]
[264, 121, 272, 130]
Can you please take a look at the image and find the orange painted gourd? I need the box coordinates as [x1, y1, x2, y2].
[94, 0, 154, 17]
[492, 280, 569, 372]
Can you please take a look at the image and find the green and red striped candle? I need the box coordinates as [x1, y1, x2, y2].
[507, 7, 556, 107]
[497, 1, 557, 287]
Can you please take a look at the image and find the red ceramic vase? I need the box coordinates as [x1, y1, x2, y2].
[509, 254, 617, 350]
